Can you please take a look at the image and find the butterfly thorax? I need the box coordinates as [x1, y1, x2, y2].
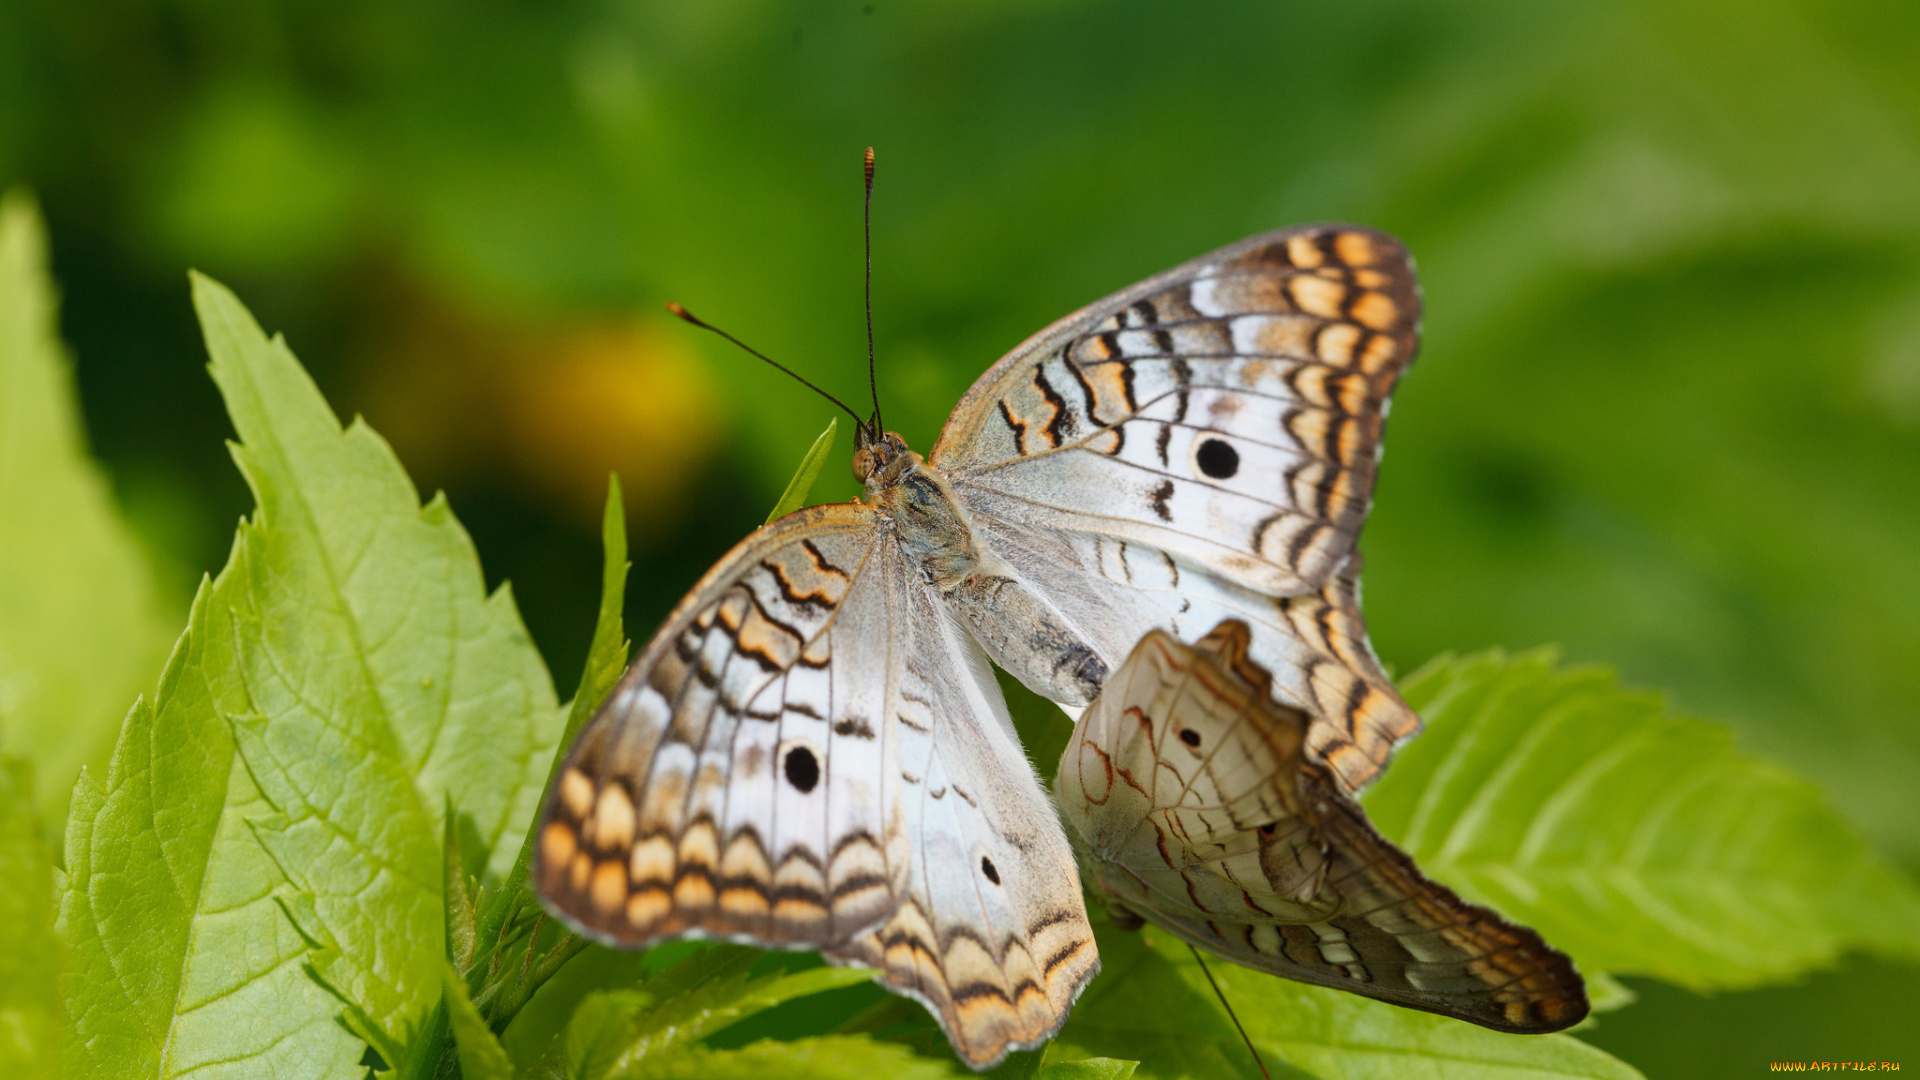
[857, 430, 1110, 705]
[860, 433, 981, 589]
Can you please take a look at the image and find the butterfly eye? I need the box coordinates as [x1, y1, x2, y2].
[784, 746, 820, 793]
[1178, 728, 1202, 748]
[980, 856, 1001, 885]
[1195, 438, 1240, 479]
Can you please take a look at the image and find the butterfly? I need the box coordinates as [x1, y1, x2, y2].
[1057, 618, 1589, 1033]
[535, 223, 1427, 1068]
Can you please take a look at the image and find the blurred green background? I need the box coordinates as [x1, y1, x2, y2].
[4, 0, 1917, 1074]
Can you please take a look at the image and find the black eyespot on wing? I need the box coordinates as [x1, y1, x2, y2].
[981, 856, 1001, 885]
[784, 746, 820, 793]
[1179, 728, 1202, 748]
[1258, 822, 1277, 837]
[1196, 438, 1240, 479]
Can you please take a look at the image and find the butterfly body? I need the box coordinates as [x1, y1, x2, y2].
[537, 224, 1433, 1066]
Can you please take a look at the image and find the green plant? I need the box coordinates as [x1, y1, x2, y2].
[6, 196, 1920, 1078]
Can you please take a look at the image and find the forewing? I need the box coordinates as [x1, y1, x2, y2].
[1060, 621, 1589, 1034]
[828, 581, 1098, 1070]
[536, 504, 908, 950]
[932, 224, 1419, 598]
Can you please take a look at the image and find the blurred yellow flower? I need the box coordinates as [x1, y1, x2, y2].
[505, 323, 716, 524]
[351, 278, 719, 532]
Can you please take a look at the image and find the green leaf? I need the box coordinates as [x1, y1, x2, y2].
[1205, 929, 1643, 1080]
[499, 947, 650, 1074]
[986, 1049, 1043, 1079]
[186, 272, 564, 1055]
[565, 989, 652, 1080]
[1000, 1049, 1140, 1080]
[445, 799, 478, 972]
[617, 1036, 959, 1080]
[565, 474, 632, 749]
[995, 1050, 1136, 1080]
[0, 756, 58, 1077]
[60, 580, 363, 1078]
[640, 949, 876, 1052]
[1051, 913, 1299, 1080]
[1056, 916, 1639, 1080]
[1367, 651, 1920, 991]
[57, 274, 565, 1078]
[766, 417, 837, 524]
[1581, 973, 1635, 1016]
[469, 474, 631, 1048]
[561, 946, 875, 1078]
[442, 962, 515, 1080]
[0, 191, 171, 826]
[477, 475, 628, 956]
[1036, 1060, 1138, 1080]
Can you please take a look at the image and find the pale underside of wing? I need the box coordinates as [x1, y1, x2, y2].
[534, 504, 1098, 1070]
[931, 224, 1420, 601]
[960, 497, 1416, 793]
[1057, 622, 1588, 1034]
[535, 505, 909, 951]
[828, 580, 1098, 1070]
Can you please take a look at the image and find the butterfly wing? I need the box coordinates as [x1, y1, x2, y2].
[958, 506, 1415, 792]
[828, 578, 1098, 1069]
[1057, 621, 1588, 1034]
[931, 224, 1419, 599]
[537, 503, 1099, 1067]
[536, 504, 910, 949]
[931, 224, 1422, 791]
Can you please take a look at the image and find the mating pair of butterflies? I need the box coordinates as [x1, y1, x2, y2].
[533, 224, 1589, 1068]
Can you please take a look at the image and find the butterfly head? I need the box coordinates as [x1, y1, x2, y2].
[852, 428, 912, 489]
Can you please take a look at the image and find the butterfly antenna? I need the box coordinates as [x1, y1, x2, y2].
[664, 301, 866, 430]
[862, 146, 883, 440]
[1187, 943, 1272, 1080]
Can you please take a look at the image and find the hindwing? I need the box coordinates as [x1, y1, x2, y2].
[827, 582, 1098, 1069]
[1056, 621, 1588, 1034]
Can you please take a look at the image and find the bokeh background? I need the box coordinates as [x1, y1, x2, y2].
[5, 0, 1917, 1074]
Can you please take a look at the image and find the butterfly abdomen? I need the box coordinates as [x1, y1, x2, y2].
[948, 572, 1110, 707]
